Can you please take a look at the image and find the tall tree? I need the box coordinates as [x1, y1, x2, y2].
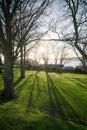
[50, 0, 87, 61]
[62, 0, 87, 60]
[0, 0, 52, 99]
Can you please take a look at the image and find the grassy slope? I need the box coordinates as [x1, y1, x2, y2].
[0, 71, 87, 130]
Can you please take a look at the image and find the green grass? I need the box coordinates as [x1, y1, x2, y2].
[0, 71, 87, 130]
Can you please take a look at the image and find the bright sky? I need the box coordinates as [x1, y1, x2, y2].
[28, 0, 82, 67]
[28, 40, 80, 67]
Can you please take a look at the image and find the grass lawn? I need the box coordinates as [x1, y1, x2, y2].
[0, 70, 87, 130]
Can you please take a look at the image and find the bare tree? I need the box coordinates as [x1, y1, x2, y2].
[41, 47, 50, 72]
[53, 45, 72, 73]
[59, 46, 72, 66]
[73, 43, 87, 71]
[0, 0, 52, 99]
[61, 0, 87, 60]
[53, 49, 60, 65]
[49, 0, 87, 62]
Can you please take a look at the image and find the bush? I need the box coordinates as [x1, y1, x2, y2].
[74, 68, 87, 74]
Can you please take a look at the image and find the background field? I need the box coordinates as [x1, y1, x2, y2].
[0, 71, 87, 130]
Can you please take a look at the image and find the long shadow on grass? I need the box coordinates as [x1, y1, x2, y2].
[27, 71, 40, 108]
[65, 76, 87, 90]
[14, 76, 22, 87]
[35, 75, 41, 99]
[54, 80, 85, 123]
[0, 96, 13, 104]
[0, 109, 83, 130]
[46, 72, 66, 118]
[15, 73, 34, 94]
[0, 73, 34, 103]
[46, 72, 87, 126]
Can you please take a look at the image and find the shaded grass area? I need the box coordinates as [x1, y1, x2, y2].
[0, 71, 87, 130]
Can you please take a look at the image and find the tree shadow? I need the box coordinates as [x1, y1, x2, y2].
[27, 71, 40, 108]
[46, 72, 66, 118]
[78, 78, 87, 85]
[46, 72, 87, 126]
[65, 76, 87, 90]
[0, 73, 35, 103]
[35, 75, 40, 99]
[15, 73, 33, 94]
[14, 76, 22, 87]
[0, 96, 13, 104]
[23, 116, 83, 130]
[0, 109, 84, 130]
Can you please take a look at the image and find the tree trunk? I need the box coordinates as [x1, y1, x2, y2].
[0, 57, 2, 74]
[3, 52, 17, 99]
[20, 45, 25, 79]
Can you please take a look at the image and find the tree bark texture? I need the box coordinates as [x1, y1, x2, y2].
[3, 51, 16, 98]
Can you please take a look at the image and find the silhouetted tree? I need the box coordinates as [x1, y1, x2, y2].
[53, 45, 72, 73]
[51, 0, 87, 61]
[62, 0, 87, 60]
[0, 0, 52, 98]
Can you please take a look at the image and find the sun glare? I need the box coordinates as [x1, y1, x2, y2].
[39, 46, 45, 53]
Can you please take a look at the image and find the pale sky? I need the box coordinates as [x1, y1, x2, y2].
[28, 0, 82, 67]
